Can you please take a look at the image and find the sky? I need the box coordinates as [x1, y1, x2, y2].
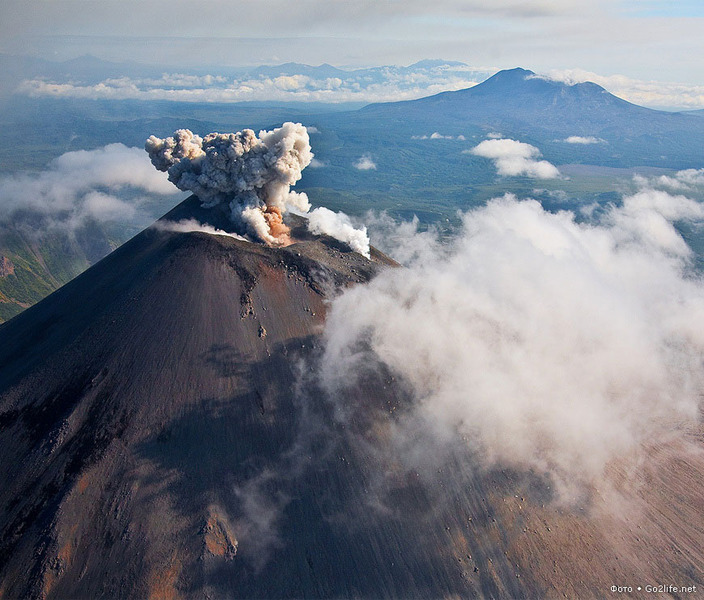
[0, 1, 703, 110]
[1, 0, 703, 82]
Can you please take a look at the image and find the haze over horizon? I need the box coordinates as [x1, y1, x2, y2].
[1, 0, 704, 110]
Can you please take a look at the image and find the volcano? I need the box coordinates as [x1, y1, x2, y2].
[0, 196, 703, 599]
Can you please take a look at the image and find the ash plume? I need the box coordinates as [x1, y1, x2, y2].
[145, 122, 313, 245]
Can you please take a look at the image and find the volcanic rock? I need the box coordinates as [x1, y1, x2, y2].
[0, 196, 702, 599]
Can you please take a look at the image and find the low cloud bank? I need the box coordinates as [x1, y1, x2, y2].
[17, 62, 491, 105]
[469, 138, 560, 178]
[536, 69, 704, 110]
[634, 168, 704, 193]
[0, 143, 181, 230]
[320, 190, 704, 500]
[412, 132, 466, 140]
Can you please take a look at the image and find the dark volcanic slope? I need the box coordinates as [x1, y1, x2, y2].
[1, 197, 703, 599]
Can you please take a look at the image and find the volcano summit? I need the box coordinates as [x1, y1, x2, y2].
[0, 125, 703, 598]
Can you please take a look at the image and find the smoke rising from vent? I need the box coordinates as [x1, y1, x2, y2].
[152, 218, 248, 240]
[145, 122, 371, 255]
[320, 190, 704, 500]
[307, 208, 370, 258]
[145, 122, 313, 245]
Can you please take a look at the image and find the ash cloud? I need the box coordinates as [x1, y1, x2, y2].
[146, 122, 370, 254]
[468, 138, 560, 179]
[145, 122, 313, 246]
[320, 189, 704, 500]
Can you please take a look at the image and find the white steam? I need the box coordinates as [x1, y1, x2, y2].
[307, 207, 370, 258]
[320, 190, 704, 497]
[145, 122, 313, 245]
[469, 138, 560, 179]
[152, 219, 248, 240]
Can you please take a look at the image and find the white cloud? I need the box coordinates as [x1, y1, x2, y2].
[353, 154, 377, 171]
[537, 69, 704, 110]
[468, 138, 560, 178]
[16, 64, 489, 105]
[308, 158, 327, 168]
[634, 168, 704, 192]
[320, 191, 704, 499]
[0, 143, 183, 229]
[563, 136, 606, 144]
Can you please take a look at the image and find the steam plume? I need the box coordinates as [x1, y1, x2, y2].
[307, 207, 370, 258]
[152, 218, 247, 240]
[145, 122, 313, 245]
[320, 191, 704, 500]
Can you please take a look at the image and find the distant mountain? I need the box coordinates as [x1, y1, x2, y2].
[251, 62, 350, 79]
[352, 67, 704, 168]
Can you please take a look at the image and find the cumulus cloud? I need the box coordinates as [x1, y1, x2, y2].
[634, 168, 704, 192]
[562, 135, 606, 144]
[308, 158, 327, 168]
[320, 190, 704, 500]
[307, 207, 370, 258]
[0, 143, 181, 230]
[353, 154, 377, 171]
[468, 138, 560, 178]
[145, 122, 313, 245]
[536, 69, 704, 110]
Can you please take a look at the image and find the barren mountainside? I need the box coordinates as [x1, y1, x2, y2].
[0, 197, 702, 598]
